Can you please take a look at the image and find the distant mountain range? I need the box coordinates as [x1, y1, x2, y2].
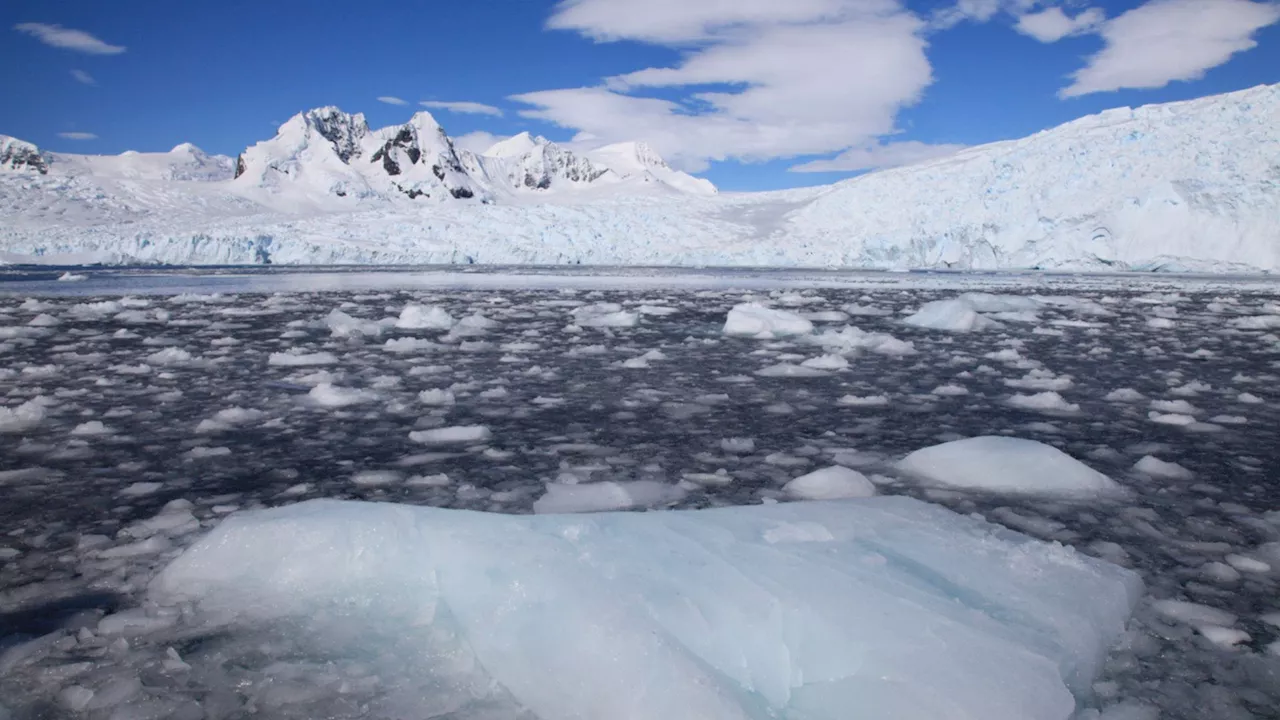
[1, 107, 715, 213]
[1, 85, 1276, 272]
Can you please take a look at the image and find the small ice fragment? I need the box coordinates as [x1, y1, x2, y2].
[1132, 456, 1193, 480]
[409, 425, 492, 445]
[784, 466, 876, 500]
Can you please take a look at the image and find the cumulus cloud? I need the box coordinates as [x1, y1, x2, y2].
[521, 0, 932, 171]
[789, 140, 966, 172]
[420, 101, 504, 117]
[13, 23, 125, 54]
[452, 131, 505, 154]
[57, 132, 97, 140]
[1061, 0, 1280, 97]
[70, 69, 95, 85]
[930, 0, 1037, 29]
[377, 96, 408, 106]
[1015, 6, 1105, 42]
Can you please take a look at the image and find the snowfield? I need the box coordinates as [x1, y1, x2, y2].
[1, 83, 1277, 270]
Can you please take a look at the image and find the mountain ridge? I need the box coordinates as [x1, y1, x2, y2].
[0, 84, 1276, 272]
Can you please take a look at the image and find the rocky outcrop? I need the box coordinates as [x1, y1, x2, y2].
[0, 136, 49, 174]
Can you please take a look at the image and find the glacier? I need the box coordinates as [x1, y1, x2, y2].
[0, 83, 1276, 270]
[151, 497, 1142, 720]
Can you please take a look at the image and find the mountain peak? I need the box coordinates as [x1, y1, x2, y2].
[484, 132, 547, 158]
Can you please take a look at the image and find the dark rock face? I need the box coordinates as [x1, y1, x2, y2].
[234, 154, 246, 179]
[1, 139, 49, 174]
[307, 108, 367, 163]
[450, 186, 474, 199]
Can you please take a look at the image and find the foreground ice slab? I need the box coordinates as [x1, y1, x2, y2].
[153, 497, 1141, 720]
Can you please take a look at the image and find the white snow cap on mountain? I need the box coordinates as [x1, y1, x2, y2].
[0, 83, 1276, 270]
[227, 107, 715, 206]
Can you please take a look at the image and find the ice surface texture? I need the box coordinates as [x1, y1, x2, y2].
[153, 497, 1141, 720]
[898, 436, 1122, 496]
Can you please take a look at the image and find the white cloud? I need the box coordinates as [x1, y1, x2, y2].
[547, 0, 900, 42]
[13, 23, 125, 54]
[1061, 0, 1280, 97]
[1014, 7, 1105, 42]
[930, 0, 1037, 29]
[453, 131, 505, 154]
[377, 96, 408, 106]
[519, 1, 932, 171]
[57, 132, 97, 140]
[419, 101, 504, 117]
[70, 69, 96, 85]
[790, 140, 966, 172]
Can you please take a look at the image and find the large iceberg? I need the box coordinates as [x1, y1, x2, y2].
[152, 497, 1141, 720]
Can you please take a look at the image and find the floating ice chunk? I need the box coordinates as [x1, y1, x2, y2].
[56, 686, 94, 712]
[808, 325, 916, 356]
[904, 299, 1002, 332]
[800, 354, 849, 370]
[1148, 412, 1196, 426]
[1225, 554, 1270, 573]
[268, 351, 337, 367]
[837, 394, 889, 407]
[1150, 399, 1199, 414]
[409, 425, 492, 445]
[308, 383, 375, 408]
[1150, 599, 1236, 626]
[326, 309, 390, 337]
[27, 313, 60, 327]
[1008, 392, 1080, 414]
[119, 482, 162, 497]
[533, 480, 687, 513]
[418, 389, 456, 406]
[196, 407, 266, 433]
[1198, 625, 1250, 649]
[1006, 369, 1073, 392]
[397, 304, 455, 330]
[898, 436, 1119, 497]
[755, 363, 829, 378]
[1229, 315, 1280, 329]
[1238, 392, 1264, 404]
[351, 470, 403, 487]
[720, 437, 756, 453]
[57, 272, 87, 282]
[932, 384, 969, 396]
[1104, 388, 1144, 402]
[784, 466, 876, 500]
[384, 336, 439, 353]
[723, 303, 814, 338]
[0, 398, 47, 433]
[69, 421, 112, 437]
[1146, 317, 1175, 329]
[151, 497, 1141, 720]
[146, 347, 194, 366]
[1133, 456, 1193, 480]
[572, 303, 639, 328]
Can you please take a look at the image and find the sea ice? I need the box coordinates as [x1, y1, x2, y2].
[897, 436, 1120, 496]
[723, 303, 814, 338]
[151, 497, 1142, 720]
[396, 304, 455, 330]
[903, 299, 1003, 332]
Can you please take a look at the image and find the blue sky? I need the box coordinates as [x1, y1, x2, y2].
[2, 0, 1278, 191]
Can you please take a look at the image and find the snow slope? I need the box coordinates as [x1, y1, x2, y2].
[0, 83, 1276, 270]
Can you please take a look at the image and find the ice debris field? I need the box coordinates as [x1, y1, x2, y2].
[1, 270, 1280, 719]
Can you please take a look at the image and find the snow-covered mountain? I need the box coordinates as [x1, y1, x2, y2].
[1, 84, 1276, 271]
